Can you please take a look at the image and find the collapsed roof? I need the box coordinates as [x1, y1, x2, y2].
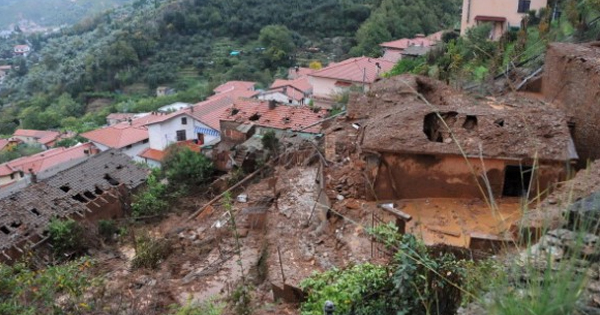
[0, 150, 148, 257]
[351, 75, 576, 161]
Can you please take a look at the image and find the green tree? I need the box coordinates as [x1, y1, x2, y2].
[163, 146, 214, 188]
[259, 25, 296, 68]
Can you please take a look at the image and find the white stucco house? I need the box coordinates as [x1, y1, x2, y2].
[138, 109, 221, 168]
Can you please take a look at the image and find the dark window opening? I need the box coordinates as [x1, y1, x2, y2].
[494, 119, 505, 127]
[104, 174, 120, 186]
[94, 186, 104, 195]
[60, 185, 71, 192]
[83, 191, 96, 200]
[19, 171, 23, 177]
[72, 194, 88, 203]
[502, 165, 533, 197]
[0, 226, 10, 235]
[197, 133, 205, 145]
[423, 112, 458, 142]
[181, 117, 187, 125]
[176, 130, 186, 141]
[462, 115, 478, 130]
[10, 174, 14, 180]
[518, 0, 531, 13]
[249, 113, 261, 121]
[125, 145, 133, 149]
[142, 139, 149, 144]
[30, 208, 40, 216]
[10, 221, 21, 228]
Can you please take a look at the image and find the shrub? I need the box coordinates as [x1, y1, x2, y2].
[132, 234, 172, 269]
[98, 219, 119, 241]
[163, 146, 215, 189]
[48, 219, 86, 256]
[131, 173, 168, 217]
[261, 130, 279, 153]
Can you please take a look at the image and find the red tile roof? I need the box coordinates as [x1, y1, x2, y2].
[13, 129, 60, 141]
[221, 99, 327, 133]
[189, 96, 237, 130]
[309, 57, 395, 84]
[139, 148, 166, 162]
[381, 49, 404, 63]
[289, 67, 315, 79]
[81, 121, 148, 149]
[379, 37, 436, 50]
[0, 143, 95, 176]
[213, 81, 256, 94]
[0, 139, 8, 151]
[271, 77, 312, 93]
[107, 113, 136, 120]
[139, 141, 202, 162]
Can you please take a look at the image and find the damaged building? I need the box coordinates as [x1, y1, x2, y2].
[0, 150, 148, 262]
[349, 75, 576, 201]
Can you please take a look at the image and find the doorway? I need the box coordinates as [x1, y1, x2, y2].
[197, 133, 205, 145]
[502, 165, 533, 197]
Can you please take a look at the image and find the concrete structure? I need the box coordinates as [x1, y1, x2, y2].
[0, 150, 148, 263]
[461, 0, 548, 40]
[258, 77, 313, 106]
[542, 42, 600, 167]
[351, 75, 576, 201]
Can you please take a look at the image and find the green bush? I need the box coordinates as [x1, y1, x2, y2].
[98, 219, 119, 241]
[132, 234, 172, 269]
[163, 146, 215, 189]
[48, 219, 86, 256]
[301, 230, 467, 315]
[131, 173, 168, 217]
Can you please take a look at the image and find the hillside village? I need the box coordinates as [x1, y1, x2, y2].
[2, 0, 600, 314]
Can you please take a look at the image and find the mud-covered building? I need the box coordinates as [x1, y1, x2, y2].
[0, 150, 148, 262]
[350, 75, 577, 200]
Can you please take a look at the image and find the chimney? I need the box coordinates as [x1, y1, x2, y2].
[268, 100, 277, 110]
[295, 65, 299, 73]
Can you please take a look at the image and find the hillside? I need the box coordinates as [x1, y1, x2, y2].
[0, 0, 460, 135]
[0, 0, 131, 29]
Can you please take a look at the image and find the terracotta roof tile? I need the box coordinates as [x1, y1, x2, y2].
[308, 57, 395, 84]
[81, 122, 148, 149]
[0, 143, 94, 176]
[221, 99, 327, 133]
[13, 129, 60, 141]
[213, 81, 256, 94]
[139, 148, 166, 161]
[0, 139, 8, 151]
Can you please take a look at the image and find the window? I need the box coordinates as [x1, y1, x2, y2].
[176, 130, 187, 141]
[10, 174, 14, 180]
[181, 117, 187, 125]
[142, 139, 149, 144]
[517, 0, 531, 13]
[125, 144, 133, 149]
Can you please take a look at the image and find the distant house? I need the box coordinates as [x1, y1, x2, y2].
[258, 77, 313, 106]
[0, 143, 98, 189]
[158, 102, 191, 113]
[13, 129, 61, 149]
[288, 66, 315, 80]
[461, 0, 548, 40]
[13, 45, 30, 56]
[156, 86, 176, 97]
[308, 57, 395, 108]
[213, 81, 256, 96]
[0, 65, 11, 81]
[0, 138, 21, 152]
[106, 113, 136, 126]
[380, 32, 443, 63]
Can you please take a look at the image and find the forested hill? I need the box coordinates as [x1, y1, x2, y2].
[0, 0, 131, 29]
[0, 0, 460, 134]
